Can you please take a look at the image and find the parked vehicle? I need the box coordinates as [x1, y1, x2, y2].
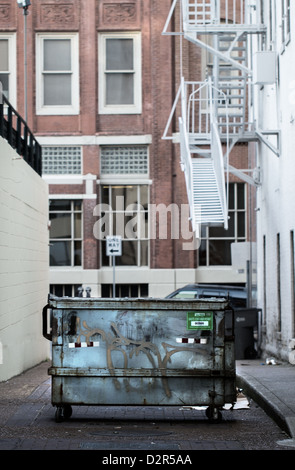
[165, 283, 247, 308]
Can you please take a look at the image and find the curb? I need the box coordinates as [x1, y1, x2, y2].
[236, 373, 294, 438]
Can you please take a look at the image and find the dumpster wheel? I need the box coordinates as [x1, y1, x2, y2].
[55, 405, 72, 423]
[206, 406, 222, 423]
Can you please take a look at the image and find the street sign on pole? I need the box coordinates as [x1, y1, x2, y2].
[106, 236, 122, 257]
[106, 236, 122, 297]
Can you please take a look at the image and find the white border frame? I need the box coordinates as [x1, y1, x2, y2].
[100, 183, 149, 268]
[41, 144, 83, 176]
[49, 199, 83, 268]
[98, 32, 142, 115]
[36, 33, 80, 115]
[0, 33, 16, 108]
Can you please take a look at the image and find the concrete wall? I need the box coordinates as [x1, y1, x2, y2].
[0, 137, 49, 381]
[48, 265, 246, 299]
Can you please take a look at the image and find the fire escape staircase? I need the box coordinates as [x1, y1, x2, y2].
[162, 0, 279, 232]
[178, 78, 228, 231]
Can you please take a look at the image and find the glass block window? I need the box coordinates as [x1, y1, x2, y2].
[100, 145, 148, 175]
[42, 146, 82, 175]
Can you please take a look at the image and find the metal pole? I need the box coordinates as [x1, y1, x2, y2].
[23, 7, 28, 123]
[246, 259, 251, 308]
[112, 255, 116, 297]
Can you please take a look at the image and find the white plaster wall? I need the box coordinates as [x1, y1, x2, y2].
[256, 0, 295, 361]
[0, 137, 50, 381]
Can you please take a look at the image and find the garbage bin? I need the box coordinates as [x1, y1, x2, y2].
[233, 308, 261, 360]
[42, 295, 237, 423]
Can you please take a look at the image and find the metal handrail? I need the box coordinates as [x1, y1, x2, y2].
[179, 116, 195, 226]
[0, 88, 42, 176]
[211, 121, 228, 229]
[208, 78, 229, 229]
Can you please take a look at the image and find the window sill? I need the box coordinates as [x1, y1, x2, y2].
[99, 108, 142, 115]
[36, 106, 80, 116]
[49, 266, 83, 270]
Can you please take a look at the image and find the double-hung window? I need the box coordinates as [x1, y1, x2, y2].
[0, 34, 16, 106]
[99, 32, 142, 114]
[36, 34, 79, 115]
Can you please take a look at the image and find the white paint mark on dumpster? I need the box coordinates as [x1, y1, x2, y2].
[176, 338, 208, 344]
[69, 342, 100, 348]
[0, 341, 3, 364]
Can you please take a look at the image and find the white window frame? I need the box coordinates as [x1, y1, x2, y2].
[100, 184, 149, 267]
[281, 0, 291, 53]
[199, 183, 247, 267]
[268, 0, 275, 51]
[36, 33, 79, 115]
[98, 32, 142, 115]
[49, 199, 83, 268]
[0, 33, 16, 107]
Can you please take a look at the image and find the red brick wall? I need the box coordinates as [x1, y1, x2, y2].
[83, 198, 99, 270]
[5, 0, 252, 274]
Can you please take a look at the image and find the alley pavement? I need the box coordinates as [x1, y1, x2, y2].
[0, 358, 295, 452]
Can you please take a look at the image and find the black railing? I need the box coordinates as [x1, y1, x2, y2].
[0, 93, 42, 176]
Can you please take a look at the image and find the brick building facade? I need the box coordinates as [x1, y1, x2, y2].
[1, 0, 251, 298]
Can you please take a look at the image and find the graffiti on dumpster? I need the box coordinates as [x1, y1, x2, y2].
[69, 315, 208, 398]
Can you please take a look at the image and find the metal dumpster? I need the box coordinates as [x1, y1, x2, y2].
[42, 295, 236, 423]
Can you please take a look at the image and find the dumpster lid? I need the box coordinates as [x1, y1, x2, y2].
[47, 294, 230, 311]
